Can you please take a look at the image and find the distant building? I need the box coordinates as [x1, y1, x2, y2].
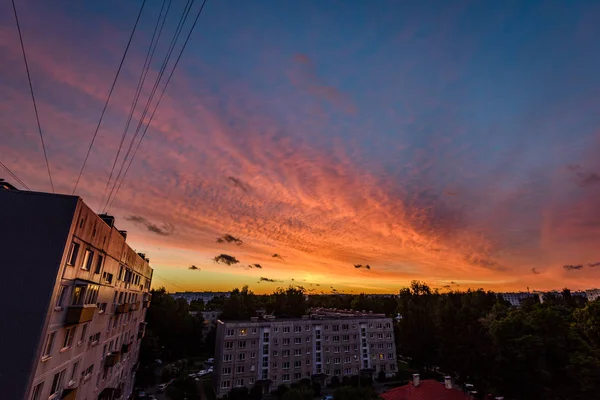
[213, 309, 397, 397]
[202, 310, 221, 325]
[0, 187, 152, 400]
[586, 289, 600, 302]
[498, 292, 536, 307]
[171, 291, 230, 304]
[381, 374, 473, 400]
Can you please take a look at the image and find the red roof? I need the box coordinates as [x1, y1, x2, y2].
[381, 379, 471, 400]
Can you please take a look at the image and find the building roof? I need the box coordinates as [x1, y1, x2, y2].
[381, 380, 471, 400]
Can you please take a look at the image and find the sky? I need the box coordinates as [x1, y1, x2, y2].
[1, 0, 600, 294]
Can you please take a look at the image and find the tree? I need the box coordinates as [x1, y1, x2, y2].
[281, 388, 313, 400]
[190, 298, 205, 311]
[330, 376, 340, 388]
[312, 381, 322, 396]
[268, 286, 308, 317]
[229, 386, 249, 400]
[249, 384, 263, 400]
[377, 370, 386, 382]
[276, 384, 289, 400]
[333, 386, 379, 400]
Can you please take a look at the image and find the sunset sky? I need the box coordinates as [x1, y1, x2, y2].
[2, 0, 599, 294]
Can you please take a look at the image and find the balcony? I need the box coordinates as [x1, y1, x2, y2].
[114, 303, 130, 314]
[129, 301, 140, 311]
[64, 305, 96, 325]
[104, 351, 121, 367]
[61, 388, 77, 400]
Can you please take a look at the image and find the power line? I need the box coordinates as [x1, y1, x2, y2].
[11, 0, 54, 193]
[0, 161, 31, 190]
[106, 0, 208, 212]
[104, 0, 205, 212]
[98, 0, 172, 212]
[101, 0, 195, 212]
[153, 273, 186, 290]
[72, 0, 147, 194]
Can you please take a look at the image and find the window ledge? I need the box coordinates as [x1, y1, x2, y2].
[54, 306, 63, 311]
[60, 347, 71, 353]
[41, 355, 52, 363]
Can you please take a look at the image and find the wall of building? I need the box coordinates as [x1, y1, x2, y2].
[1, 190, 153, 400]
[214, 316, 397, 397]
[0, 190, 79, 400]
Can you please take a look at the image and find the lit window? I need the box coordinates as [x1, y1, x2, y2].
[81, 249, 94, 271]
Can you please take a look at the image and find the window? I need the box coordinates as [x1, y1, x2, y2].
[283, 361, 290, 369]
[42, 332, 56, 359]
[237, 366, 245, 373]
[294, 349, 302, 356]
[239, 328, 247, 336]
[283, 338, 290, 345]
[238, 353, 246, 361]
[98, 302, 107, 313]
[379, 353, 385, 360]
[89, 332, 100, 345]
[344, 346, 350, 352]
[342, 324, 349, 330]
[102, 272, 113, 284]
[294, 326, 302, 333]
[223, 354, 232, 362]
[82, 364, 94, 380]
[239, 340, 247, 348]
[344, 357, 351, 363]
[283, 326, 290, 333]
[282, 374, 290, 381]
[225, 342, 233, 349]
[345, 368, 352, 375]
[342, 335, 349, 341]
[334, 369, 341, 376]
[272, 350, 278, 357]
[70, 361, 79, 383]
[282, 350, 290, 357]
[222, 367, 232, 375]
[274, 327, 279, 333]
[221, 380, 231, 389]
[62, 327, 76, 349]
[334, 347, 340, 353]
[306, 336, 311, 343]
[94, 255, 103, 274]
[325, 336, 330, 342]
[388, 353, 394, 360]
[378, 343, 384, 350]
[251, 352, 256, 358]
[387, 343, 393, 349]
[235, 379, 244, 387]
[250, 377, 255, 385]
[49, 369, 65, 398]
[377, 333, 384, 340]
[67, 242, 80, 266]
[390, 363, 396, 371]
[334, 357, 341, 364]
[332, 325, 340, 331]
[71, 285, 85, 305]
[333, 336, 340, 342]
[294, 360, 301, 368]
[272, 362, 278, 369]
[294, 372, 302, 380]
[79, 324, 87, 344]
[251, 328, 257, 334]
[30, 382, 43, 400]
[226, 329, 234, 337]
[55, 285, 68, 308]
[82, 249, 94, 271]
[294, 337, 302, 345]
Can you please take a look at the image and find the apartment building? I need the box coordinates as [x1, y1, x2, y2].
[214, 310, 397, 397]
[498, 292, 536, 307]
[0, 188, 153, 400]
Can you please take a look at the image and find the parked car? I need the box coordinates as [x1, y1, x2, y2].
[157, 383, 169, 392]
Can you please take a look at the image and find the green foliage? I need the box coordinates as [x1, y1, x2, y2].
[330, 375, 340, 388]
[312, 381, 321, 396]
[281, 387, 313, 400]
[249, 384, 263, 400]
[268, 286, 308, 317]
[220, 286, 258, 320]
[275, 384, 289, 400]
[228, 386, 249, 400]
[333, 386, 379, 400]
[377, 370, 387, 382]
[190, 298, 205, 311]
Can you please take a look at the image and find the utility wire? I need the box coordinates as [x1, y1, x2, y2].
[103, 0, 203, 212]
[98, 0, 171, 212]
[0, 161, 31, 190]
[72, 0, 147, 194]
[153, 273, 186, 291]
[11, 0, 54, 192]
[106, 0, 208, 212]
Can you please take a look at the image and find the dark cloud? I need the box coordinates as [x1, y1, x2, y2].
[567, 164, 600, 188]
[563, 264, 584, 271]
[442, 285, 451, 289]
[188, 265, 200, 270]
[213, 254, 240, 266]
[125, 215, 175, 236]
[531, 268, 541, 275]
[259, 277, 282, 283]
[588, 261, 600, 267]
[216, 234, 243, 245]
[227, 176, 249, 192]
[354, 264, 371, 270]
[248, 263, 262, 269]
[272, 254, 285, 261]
[464, 254, 504, 271]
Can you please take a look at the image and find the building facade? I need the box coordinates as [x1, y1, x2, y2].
[586, 289, 600, 302]
[213, 311, 397, 397]
[0, 188, 153, 400]
[171, 291, 230, 304]
[498, 292, 536, 307]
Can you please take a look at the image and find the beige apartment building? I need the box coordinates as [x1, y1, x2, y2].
[214, 309, 397, 397]
[0, 188, 153, 400]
